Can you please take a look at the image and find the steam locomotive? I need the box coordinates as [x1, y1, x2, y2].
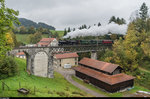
[58, 40, 114, 46]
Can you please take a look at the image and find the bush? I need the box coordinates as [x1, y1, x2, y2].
[72, 91, 85, 96]
[135, 70, 150, 90]
[0, 56, 18, 79]
[56, 91, 65, 96]
[56, 91, 70, 97]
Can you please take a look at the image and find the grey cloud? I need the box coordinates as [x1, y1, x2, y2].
[5, 0, 150, 30]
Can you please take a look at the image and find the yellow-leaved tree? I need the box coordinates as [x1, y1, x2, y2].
[105, 23, 142, 73]
[141, 36, 150, 58]
[5, 32, 14, 49]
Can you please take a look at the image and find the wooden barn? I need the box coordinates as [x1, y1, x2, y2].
[79, 57, 123, 75]
[74, 58, 135, 93]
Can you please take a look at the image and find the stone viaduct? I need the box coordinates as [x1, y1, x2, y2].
[9, 45, 112, 78]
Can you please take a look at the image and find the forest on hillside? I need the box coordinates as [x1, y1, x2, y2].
[15, 18, 55, 30]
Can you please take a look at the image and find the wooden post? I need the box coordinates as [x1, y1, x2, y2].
[2, 82, 4, 91]
[19, 82, 21, 89]
[34, 86, 36, 95]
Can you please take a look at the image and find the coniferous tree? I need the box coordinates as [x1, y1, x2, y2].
[84, 24, 87, 29]
[121, 18, 126, 24]
[134, 2, 149, 32]
[81, 25, 84, 29]
[68, 27, 71, 32]
[139, 2, 149, 21]
[98, 22, 101, 26]
[64, 28, 67, 36]
[78, 27, 82, 30]
[116, 17, 121, 24]
[73, 28, 76, 31]
[88, 26, 91, 29]
[109, 16, 116, 23]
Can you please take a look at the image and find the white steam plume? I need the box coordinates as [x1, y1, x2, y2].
[63, 22, 128, 39]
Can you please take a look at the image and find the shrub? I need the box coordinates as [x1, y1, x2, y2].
[72, 91, 85, 96]
[0, 56, 18, 79]
[65, 87, 69, 91]
[56, 91, 65, 96]
[56, 91, 70, 97]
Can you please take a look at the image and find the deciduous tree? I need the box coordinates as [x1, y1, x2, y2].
[0, 0, 19, 60]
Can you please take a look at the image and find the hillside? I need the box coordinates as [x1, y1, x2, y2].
[16, 34, 49, 44]
[15, 30, 64, 44]
[15, 18, 55, 30]
[0, 58, 92, 97]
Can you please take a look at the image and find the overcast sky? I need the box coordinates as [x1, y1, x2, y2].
[5, 0, 150, 30]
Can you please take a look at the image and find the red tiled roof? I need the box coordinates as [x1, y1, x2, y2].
[16, 52, 25, 55]
[74, 66, 135, 85]
[37, 38, 56, 46]
[79, 57, 120, 73]
[54, 53, 79, 59]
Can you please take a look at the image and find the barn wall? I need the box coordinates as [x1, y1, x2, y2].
[111, 80, 134, 93]
[75, 71, 134, 93]
[75, 71, 111, 92]
[112, 68, 121, 75]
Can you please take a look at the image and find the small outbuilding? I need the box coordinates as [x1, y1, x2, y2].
[73, 57, 135, 93]
[16, 52, 26, 59]
[53, 52, 79, 68]
[37, 38, 58, 47]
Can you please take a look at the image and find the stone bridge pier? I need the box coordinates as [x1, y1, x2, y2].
[9, 48, 55, 78]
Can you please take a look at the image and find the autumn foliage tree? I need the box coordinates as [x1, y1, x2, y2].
[0, 0, 19, 59]
[28, 32, 42, 44]
[0, 0, 19, 79]
[102, 3, 150, 75]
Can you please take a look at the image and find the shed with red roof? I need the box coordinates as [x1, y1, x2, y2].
[73, 58, 135, 93]
[79, 57, 123, 75]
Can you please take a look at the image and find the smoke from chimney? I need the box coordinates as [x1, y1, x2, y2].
[63, 22, 128, 39]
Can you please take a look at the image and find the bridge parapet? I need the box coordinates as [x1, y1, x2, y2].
[13, 44, 112, 54]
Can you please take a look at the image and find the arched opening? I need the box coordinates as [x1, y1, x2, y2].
[24, 52, 31, 73]
[15, 51, 30, 73]
[33, 51, 48, 77]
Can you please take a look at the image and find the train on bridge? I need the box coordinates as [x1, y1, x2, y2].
[58, 40, 114, 46]
[19, 39, 114, 48]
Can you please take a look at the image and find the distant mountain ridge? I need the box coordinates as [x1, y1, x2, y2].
[16, 18, 55, 30]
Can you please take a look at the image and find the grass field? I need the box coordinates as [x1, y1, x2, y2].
[0, 58, 92, 97]
[50, 30, 64, 37]
[72, 75, 150, 97]
[140, 60, 150, 71]
[15, 34, 49, 44]
[15, 30, 64, 44]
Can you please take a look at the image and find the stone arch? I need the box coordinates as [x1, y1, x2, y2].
[33, 51, 49, 77]
[13, 50, 31, 74]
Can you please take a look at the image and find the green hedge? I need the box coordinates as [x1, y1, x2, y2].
[0, 56, 18, 79]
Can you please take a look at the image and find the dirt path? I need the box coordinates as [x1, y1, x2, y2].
[54, 68, 106, 97]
